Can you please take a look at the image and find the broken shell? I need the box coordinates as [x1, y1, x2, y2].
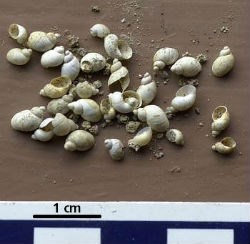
[8, 23, 28, 45]
[104, 34, 132, 60]
[166, 129, 184, 146]
[171, 56, 202, 77]
[27, 31, 60, 52]
[61, 50, 80, 80]
[11, 106, 46, 132]
[134, 105, 169, 132]
[6, 48, 32, 65]
[136, 72, 157, 105]
[212, 137, 236, 155]
[108, 58, 130, 92]
[128, 127, 152, 151]
[153, 47, 179, 71]
[100, 98, 116, 122]
[80, 53, 106, 73]
[40, 76, 72, 99]
[68, 99, 102, 122]
[76, 81, 99, 99]
[90, 24, 110, 38]
[212, 46, 235, 77]
[108, 90, 142, 114]
[47, 94, 74, 115]
[41, 46, 65, 68]
[31, 118, 54, 142]
[104, 139, 125, 161]
[211, 105, 230, 137]
[64, 130, 95, 152]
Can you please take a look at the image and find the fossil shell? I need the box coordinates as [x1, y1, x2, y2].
[212, 46, 235, 77]
[166, 129, 184, 146]
[211, 106, 230, 137]
[75, 81, 99, 99]
[153, 47, 179, 71]
[80, 53, 106, 73]
[64, 130, 95, 152]
[6, 48, 32, 65]
[212, 137, 236, 155]
[104, 139, 125, 160]
[100, 98, 116, 122]
[41, 46, 65, 68]
[40, 76, 72, 99]
[31, 118, 54, 142]
[90, 24, 110, 38]
[47, 94, 74, 115]
[8, 23, 28, 45]
[11, 106, 46, 132]
[104, 34, 132, 60]
[171, 56, 202, 77]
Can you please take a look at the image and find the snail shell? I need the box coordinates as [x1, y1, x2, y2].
[104, 139, 125, 161]
[108, 90, 142, 114]
[171, 57, 202, 77]
[136, 72, 157, 105]
[68, 99, 102, 122]
[211, 106, 230, 137]
[31, 118, 54, 142]
[100, 98, 116, 122]
[11, 106, 46, 132]
[90, 24, 110, 38]
[8, 23, 28, 45]
[64, 130, 95, 152]
[134, 105, 169, 132]
[104, 34, 132, 60]
[128, 127, 152, 151]
[61, 51, 80, 81]
[153, 47, 179, 71]
[212, 137, 236, 155]
[6, 48, 32, 65]
[27, 31, 60, 52]
[166, 129, 184, 146]
[80, 53, 106, 73]
[47, 94, 74, 115]
[40, 76, 72, 99]
[76, 81, 99, 99]
[108, 59, 130, 92]
[212, 46, 235, 77]
[41, 46, 65, 68]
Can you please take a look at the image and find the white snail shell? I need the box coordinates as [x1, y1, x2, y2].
[41, 46, 65, 68]
[68, 99, 102, 122]
[166, 129, 184, 146]
[47, 94, 73, 115]
[171, 57, 202, 77]
[8, 24, 28, 45]
[76, 81, 99, 99]
[128, 127, 152, 151]
[31, 118, 54, 142]
[104, 34, 132, 60]
[212, 46, 235, 77]
[61, 51, 80, 81]
[40, 76, 72, 99]
[6, 48, 32, 65]
[134, 105, 169, 132]
[80, 53, 106, 73]
[100, 98, 116, 122]
[90, 24, 110, 38]
[211, 106, 230, 137]
[104, 139, 125, 161]
[212, 137, 236, 155]
[136, 72, 157, 105]
[27, 31, 60, 52]
[11, 106, 46, 132]
[153, 47, 179, 71]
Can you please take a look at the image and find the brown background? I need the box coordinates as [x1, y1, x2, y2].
[0, 0, 249, 201]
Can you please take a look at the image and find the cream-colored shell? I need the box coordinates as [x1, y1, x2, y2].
[64, 130, 95, 151]
[41, 46, 65, 68]
[136, 72, 157, 105]
[90, 24, 110, 38]
[68, 99, 102, 122]
[212, 46, 235, 77]
[104, 34, 132, 60]
[61, 51, 80, 81]
[104, 139, 125, 161]
[31, 118, 54, 142]
[212, 137, 236, 155]
[8, 23, 28, 45]
[166, 129, 184, 146]
[128, 127, 152, 151]
[153, 47, 179, 71]
[76, 81, 99, 99]
[80, 53, 106, 73]
[11, 106, 46, 132]
[171, 57, 202, 77]
[134, 105, 169, 132]
[100, 98, 116, 122]
[27, 31, 60, 52]
[47, 94, 73, 115]
[40, 76, 72, 99]
[6, 48, 32, 65]
[211, 105, 230, 137]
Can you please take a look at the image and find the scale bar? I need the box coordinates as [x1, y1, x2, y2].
[33, 214, 102, 219]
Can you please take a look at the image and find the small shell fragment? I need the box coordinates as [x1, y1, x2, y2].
[166, 129, 184, 146]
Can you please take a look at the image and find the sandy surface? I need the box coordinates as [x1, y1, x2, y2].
[0, 0, 249, 201]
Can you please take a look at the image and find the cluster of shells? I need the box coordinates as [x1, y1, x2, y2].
[8, 23, 237, 161]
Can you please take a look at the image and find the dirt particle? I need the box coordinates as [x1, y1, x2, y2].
[156, 133, 164, 140]
[170, 166, 181, 173]
[194, 107, 200, 115]
[91, 5, 100, 12]
[117, 114, 129, 124]
[198, 122, 204, 127]
[89, 125, 99, 135]
[220, 26, 229, 33]
[154, 151, 164, 159]
[82, 121, 92, 130]
[126, 121, 141, 134]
